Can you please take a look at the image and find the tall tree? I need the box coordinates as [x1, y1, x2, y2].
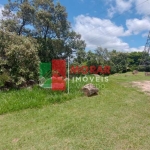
[109, 50, 128, 73]
[1, 0, 35, 35]
[128, 51, 150, 71]
[95, 47, 109, 66]
[73, 49, 86, 64]
[33, 0, 85, 61]
[86, 50, 98, 67]
[1, 0, 86, 62]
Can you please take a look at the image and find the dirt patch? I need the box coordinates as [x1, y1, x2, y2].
[132, 81, 150, 95]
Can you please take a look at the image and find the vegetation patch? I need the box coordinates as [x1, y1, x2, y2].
[0, 73, 150, 150]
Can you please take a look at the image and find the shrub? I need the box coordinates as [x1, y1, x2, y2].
[0, 30, 40, 88]
[0, 72, 10, 87]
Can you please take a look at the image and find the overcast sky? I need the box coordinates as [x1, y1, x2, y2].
[0, 0, 150, 52]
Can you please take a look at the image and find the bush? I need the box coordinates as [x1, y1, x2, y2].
[0, 72, 10, 87]
[137, 65, 150, 72]
[0, 30, 40, 88]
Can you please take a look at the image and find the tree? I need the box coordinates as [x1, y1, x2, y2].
[73, 49, 86, 64]
[86, 50, 98, 67]
[109, 50, 128, 73]
[1, 0, 86, 62]
[128, 51, 150, 71]
[95, 47, 110, 66]
[33, 0, 85, 61]
[1, 0, 35, 35]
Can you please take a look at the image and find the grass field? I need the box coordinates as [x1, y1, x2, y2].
[0, 72, 150, 150]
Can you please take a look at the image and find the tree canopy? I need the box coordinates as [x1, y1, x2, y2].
[1, 0, 86, 62]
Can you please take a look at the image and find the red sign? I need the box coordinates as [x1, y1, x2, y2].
[52, 59, 66, 91]
[70, 65, 111, 75]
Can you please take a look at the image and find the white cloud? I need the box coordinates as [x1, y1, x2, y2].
[126, 17, 150, 34]
[77, 0, 150, 52]
[107, 5, 116, 18]
[73, 15, 137, 51]
[135, 0, 150, 16]
[107, 0, 133, 17]
[127, 46, 144, 52]
[115, 0, 133, 13]
[107, 0, 150, 17]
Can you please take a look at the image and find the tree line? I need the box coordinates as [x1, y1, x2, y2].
[0, 0, 150, 88]
[73, 47, 150, 74]
[1, 0, 86, 61]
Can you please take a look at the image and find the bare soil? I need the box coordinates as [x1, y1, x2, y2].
[132, 81, 150, 95]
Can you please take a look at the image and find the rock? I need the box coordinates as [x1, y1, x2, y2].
[132, 70, 138, 75]
[81, 83, 99, 97]
[145, 72, 150, 76]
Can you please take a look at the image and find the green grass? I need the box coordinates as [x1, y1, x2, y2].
[0, 72, 150, 149]
[0, 75, 102, 115]
[0, 85, 78, 115]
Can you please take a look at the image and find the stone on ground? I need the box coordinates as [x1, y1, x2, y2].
[82, 83, 98, 97]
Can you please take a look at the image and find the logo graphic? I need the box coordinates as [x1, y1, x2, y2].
[52, 59, 66, 91]
[70, 65, 111, 75]
[51, 59, 111, 91]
